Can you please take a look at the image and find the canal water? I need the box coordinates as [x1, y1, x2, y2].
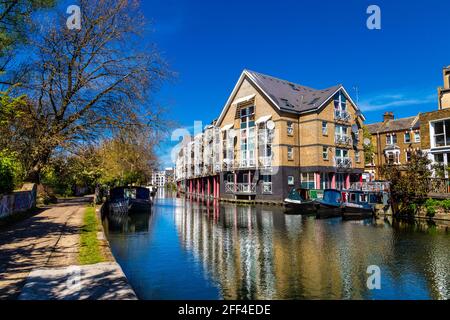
[103, 190, 450, 300]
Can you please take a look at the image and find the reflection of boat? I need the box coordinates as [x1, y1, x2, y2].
[147, 185, 158, 198]
[108, 186, 152, 215]
[284, 188, 322, 214]
[342, 191, 374, 220]
[316, 189, 343, 219]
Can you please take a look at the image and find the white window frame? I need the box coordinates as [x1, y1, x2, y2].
[430, 119, 450, 149]
[288, 176, 295, 186]
[414, 132, 421, 143]
[322, 147, 329, 160]
[322, 121, 328, 135]
[287, 146, 294, 160]
[404, 132, 411, 143]
[287, 121, 294, 136]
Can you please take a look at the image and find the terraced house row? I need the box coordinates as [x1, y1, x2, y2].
[365, 65, 450, 181]
[175, 70, 366, 202]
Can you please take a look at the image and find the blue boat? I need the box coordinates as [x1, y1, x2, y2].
[342, 190, 374, 220]
[108, 186, 152, 215]
[316, 189, 343, 219]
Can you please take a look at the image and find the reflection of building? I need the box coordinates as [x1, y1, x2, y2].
[175, 70, 365, 202]
[151, 168, 174, 187]
[366, 65, 450, 179]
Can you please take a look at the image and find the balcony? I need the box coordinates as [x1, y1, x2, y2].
[335, 134, 352, 146]
[225, 182, 257, 195]
[239, 158, 257, 169]
[259, 156, 273, 169]
[334, 157, 352, 169]
[335, 110, 351, 122]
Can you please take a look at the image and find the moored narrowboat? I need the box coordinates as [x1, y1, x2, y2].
[284, 188, 322, 214]
[108, 186, 152, 215]
[316, 189, 344, 219]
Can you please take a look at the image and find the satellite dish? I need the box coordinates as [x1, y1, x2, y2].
[364, 138, 371, 146]
[352, 124, 359, 134]
[267, 120, 275, 130]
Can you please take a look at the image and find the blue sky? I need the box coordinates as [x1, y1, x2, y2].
[140, 0, 450, 167]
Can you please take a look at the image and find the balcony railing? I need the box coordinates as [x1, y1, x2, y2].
[262, 182, 273, 194]
[259, 156, 273, 168]
[335, 110, 351, 122]
[239, 158, 257, 169]
[335, 134, 352, 146]
[225, 182, 257, 194]
[334, 157, 352, 169]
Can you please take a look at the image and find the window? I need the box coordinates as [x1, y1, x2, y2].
[261, 175, 273, 194]
[404, 132, 411, 143]
[335, 125, 348, 137]
[355, 151, 361, 163]
[240, 105, 255, 121]
[300, 173, 314, 189]
[385, 151, 400, 164]
[287, 121, 294, 136]
[287, 146, 294, 160]
[406, 151, 412, 162]
[431, 120, 450, 148]
[334, 92, 347, 112]
[386, 134, 397, 145]
[336, 148, 349, 159]
[435, 153, 444, 164]
[288, 176, 295, 186]
[322, 121, 328, 135]
[414, 132, 421, 143]
[323, 147, 329, 160]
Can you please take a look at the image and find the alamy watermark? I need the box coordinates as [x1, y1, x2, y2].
[367, 5, 381, 30]
[367, 265, 382, 290]
[66, 5, 81, 30]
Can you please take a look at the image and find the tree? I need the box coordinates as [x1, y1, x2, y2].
[380, 151, 431, 216]
[1, 0, 56, 68]
[7, 0, 170, 182]
[362, 125, 375, 165]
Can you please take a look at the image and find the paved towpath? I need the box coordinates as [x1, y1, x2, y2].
[0, 197, 136, 300]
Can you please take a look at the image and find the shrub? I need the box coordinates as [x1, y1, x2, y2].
[441, 199, 450, 212]
[0, 151, 20, 194]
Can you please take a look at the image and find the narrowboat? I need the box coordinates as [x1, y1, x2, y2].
[284, 188, 322, 214]
[108, 186, 152, 215]
[342, 190, 374, 220]
[316, 189, 344, 219]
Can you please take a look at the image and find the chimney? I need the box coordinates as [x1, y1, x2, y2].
[444, 66, 450, 90]
[439, 66, 450, 110]
[383, 112, 394, 122]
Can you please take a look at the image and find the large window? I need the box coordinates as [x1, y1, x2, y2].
[335, 125, 348, 137]
[300, 173, 314, 189]
[240, 105, 256, 167]
[431, 119, 450, 148]
[414, 132, 421, 143]
[334, 92, 347, 112]
[385, 151, 400, 164]
[336, 148, 349, 159]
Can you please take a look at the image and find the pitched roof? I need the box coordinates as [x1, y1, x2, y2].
[217, 70, 363, 125]
[245, 70, 342, 113]
[366, 116, 420, 134]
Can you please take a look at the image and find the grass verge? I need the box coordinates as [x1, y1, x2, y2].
[79, 205, 105, 265]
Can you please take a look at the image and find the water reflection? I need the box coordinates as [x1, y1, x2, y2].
[104, 193, 450, 300]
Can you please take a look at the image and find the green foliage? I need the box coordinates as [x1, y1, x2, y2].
[79, 205, 105, 265]
[0, 151, 24, 194]
[381, 151, 431, 216]
[441, 199, 450, 211]
[362, 126, 375, 165]
[424, 199, 438, 217]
